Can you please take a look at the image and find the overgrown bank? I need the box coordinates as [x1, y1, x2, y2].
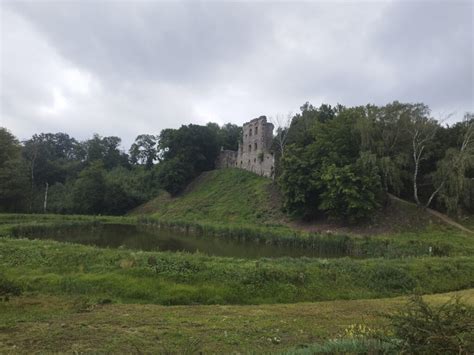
[1, 237, 473, 305]
[3, 213, 474, 258]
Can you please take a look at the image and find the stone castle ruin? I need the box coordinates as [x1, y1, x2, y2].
[216, 116, 275, 178]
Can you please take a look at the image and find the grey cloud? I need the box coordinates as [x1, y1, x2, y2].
[1, 0, 472, 148]
[5, 1, 274, 87]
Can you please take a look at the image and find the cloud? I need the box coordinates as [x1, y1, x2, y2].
[1, 0, 472, 149]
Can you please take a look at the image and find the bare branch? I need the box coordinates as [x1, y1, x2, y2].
[270, 112, 292, 157]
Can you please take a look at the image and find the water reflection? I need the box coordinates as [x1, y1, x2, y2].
[24, 224, 351, 259]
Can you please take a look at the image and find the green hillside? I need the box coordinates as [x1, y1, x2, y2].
[131, 168, 285, 226]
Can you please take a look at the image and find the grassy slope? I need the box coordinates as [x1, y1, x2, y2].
[131, 168, 285, 226]
[129, 168, 474, 257]
[1, 289, 472, 353]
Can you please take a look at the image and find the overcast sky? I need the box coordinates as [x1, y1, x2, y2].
[1, 0, 473, 149]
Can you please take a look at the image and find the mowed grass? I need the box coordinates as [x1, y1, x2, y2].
[132, 168, 285, 226]
[1, 289, 472, 353]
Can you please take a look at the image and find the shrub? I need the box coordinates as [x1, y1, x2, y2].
[0, 274, 22, 300]
[387, 295, 474, 354]
[369, 265, 417, 292]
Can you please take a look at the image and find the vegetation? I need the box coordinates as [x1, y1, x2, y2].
[283, 294, 474, 355]
[1, 101, 471, 222]
[0, 100, 472, 353]
[1, 289, 472, 353]
[132, 168, 284, 225]
[0, 123, 241, 215]
[386, 295, 474, 353]
[1, 235, 473, 305]
[279, 103, 473, 222]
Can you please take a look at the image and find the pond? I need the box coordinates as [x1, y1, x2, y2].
[17, 223, 353, 259]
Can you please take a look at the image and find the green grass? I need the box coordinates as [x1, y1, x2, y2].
[132, 168, 285, 226]
[1, 289, 472, 353]
[1, 237, 473, 305]
[128, 168, 474, 257]
[1, 169, 472, 352]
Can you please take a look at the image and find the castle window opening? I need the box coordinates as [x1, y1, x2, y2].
[249, 129, 252, 136]
[255, 126, 258, 134]
[254, 142, 257, 150]
[248, 144, 252, 152]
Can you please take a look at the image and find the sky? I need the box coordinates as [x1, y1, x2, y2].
[1, 0, 473, 149]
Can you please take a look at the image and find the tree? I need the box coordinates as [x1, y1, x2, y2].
[218, 123, 242, 151]
[71, 161, 106, 214]
[155, 157, 194, 195]
[84, 134, 129, 170]
[279, 106, 383, 222]
[271, 113, 292, 158]
[0, 128, 29, 212]
[129, 134, 158, 169]
[156, 124, 221, 194]
[318, 153, 381, 222]
[406, 104, 440, 206]
[286, 103, 338, 147]
[433, 114, 474, 214]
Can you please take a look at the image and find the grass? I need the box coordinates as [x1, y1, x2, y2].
[131, 168, 285, 226]
[1, 237, 473, 305]
[0, 169, 472, 351]
[1, 289, 472, 353]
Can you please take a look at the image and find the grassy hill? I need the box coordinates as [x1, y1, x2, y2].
[132, 168, 471, 235]
[131, 168, 285, 226]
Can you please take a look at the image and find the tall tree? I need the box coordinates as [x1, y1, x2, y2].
[129, 134, 158, 169]
[71, 161, 106, 214]
[0, 128, 29, 211]
[432, 114, 474, 214]
[85, 134, 129, 170]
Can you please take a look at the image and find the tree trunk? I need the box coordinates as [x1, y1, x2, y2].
[43, 182, 48, 213]
[413, 147, 421, 205]
[425, 180, 445, 208]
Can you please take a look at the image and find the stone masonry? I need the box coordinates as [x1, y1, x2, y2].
[215, 116, 275, 178]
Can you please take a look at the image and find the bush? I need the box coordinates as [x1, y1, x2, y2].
[369, 265, 417, 292]
[387, 295, 474, 354]
[0, 274, 22, 300]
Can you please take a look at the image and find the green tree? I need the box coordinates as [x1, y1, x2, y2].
[84, 134, 129, 170]
[157, 124, 220, 194]
[318, 153, 381, 221]
[129, 134, 158, 169]
[0, 128, 29, 212]
[71, 161, 106, 214]
[279, 105, 383, 221]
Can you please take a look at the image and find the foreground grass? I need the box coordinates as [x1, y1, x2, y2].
[1, 237, 473, 305]
[1, 289, 472, 353]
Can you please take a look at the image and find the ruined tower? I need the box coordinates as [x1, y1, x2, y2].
[216, 116, 275, 178]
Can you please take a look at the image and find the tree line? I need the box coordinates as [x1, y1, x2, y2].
[278, 102, 473, 221]
[0, 101, 472, 220]
[0, 123, 241, 215]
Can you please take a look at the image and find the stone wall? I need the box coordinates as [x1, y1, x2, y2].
[215, 149, 237, 169]
[216, 116, 275, 178]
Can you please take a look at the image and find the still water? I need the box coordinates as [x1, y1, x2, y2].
[24, 224, 350, 259]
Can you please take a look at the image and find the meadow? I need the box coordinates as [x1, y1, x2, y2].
[1, 169, 473, 352]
